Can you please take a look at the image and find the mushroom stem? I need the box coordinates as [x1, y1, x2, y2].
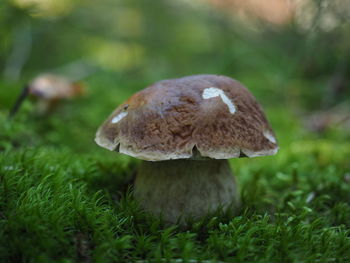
[134, 159, 239, 223]
[8, 84, 29, 119]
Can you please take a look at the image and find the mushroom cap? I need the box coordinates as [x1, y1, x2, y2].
[95, 74, 278, 161]
[29, 74, 83, 100]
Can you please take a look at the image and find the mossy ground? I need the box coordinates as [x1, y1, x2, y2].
[0, 75, 350, 263]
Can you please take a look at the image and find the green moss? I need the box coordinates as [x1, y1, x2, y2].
[1, 91, 350, 262]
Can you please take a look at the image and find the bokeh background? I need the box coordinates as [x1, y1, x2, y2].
[1, 0, 350, 149]
[1, 0, 350, 147]
[1, 0, 350, 262]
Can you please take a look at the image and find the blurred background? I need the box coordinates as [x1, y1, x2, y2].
[0, 0, 349, 153]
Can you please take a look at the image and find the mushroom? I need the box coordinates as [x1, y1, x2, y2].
[8, 73, 84, 118]
[95, 74, 278, 223]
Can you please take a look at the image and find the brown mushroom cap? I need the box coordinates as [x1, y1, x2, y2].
[29, 74, 83, 100]
[95, 74, 278, 161]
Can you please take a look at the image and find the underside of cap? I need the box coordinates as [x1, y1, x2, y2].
[95, 74, 279, 161]
[95, 134, 278, 161]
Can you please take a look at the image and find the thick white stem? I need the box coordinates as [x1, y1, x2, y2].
[134, 159, 239, 223]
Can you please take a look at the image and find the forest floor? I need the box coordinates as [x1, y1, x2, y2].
[1, 76, 350, 263]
